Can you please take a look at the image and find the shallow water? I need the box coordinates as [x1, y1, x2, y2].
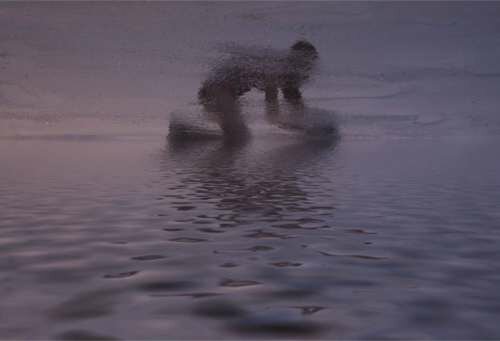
[2, 1, 500, 339]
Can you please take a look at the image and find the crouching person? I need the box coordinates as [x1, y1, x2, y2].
[198, 40, 319, 140]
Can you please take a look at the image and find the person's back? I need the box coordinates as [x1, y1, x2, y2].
[199, 40, 318, 103]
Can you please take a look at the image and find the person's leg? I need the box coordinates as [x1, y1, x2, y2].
[200, 85, 249, 141]
[216, 90, 249, 140]
[264, 84, 280, 125]
[265, 85, 278, 103]
[280, 86, 307, 131]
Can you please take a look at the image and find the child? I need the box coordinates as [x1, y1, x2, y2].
[198, 40, 319, 139]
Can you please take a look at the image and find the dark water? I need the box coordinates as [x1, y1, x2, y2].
[1, 126, 500, 339]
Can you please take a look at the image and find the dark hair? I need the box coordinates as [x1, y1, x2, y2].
[290, 40, 318, 55]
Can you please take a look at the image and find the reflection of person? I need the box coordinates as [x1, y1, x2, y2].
[198, 40, 319, 139]
[166, 136, 337, 225]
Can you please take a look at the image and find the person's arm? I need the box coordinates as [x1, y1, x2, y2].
[281, 86, 302, 101]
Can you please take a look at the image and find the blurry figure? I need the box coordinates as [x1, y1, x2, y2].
[198, 40, 319, 139]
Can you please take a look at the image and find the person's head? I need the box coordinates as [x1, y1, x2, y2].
[289, 40, 318, 71]
[290, 40, 318, 58]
